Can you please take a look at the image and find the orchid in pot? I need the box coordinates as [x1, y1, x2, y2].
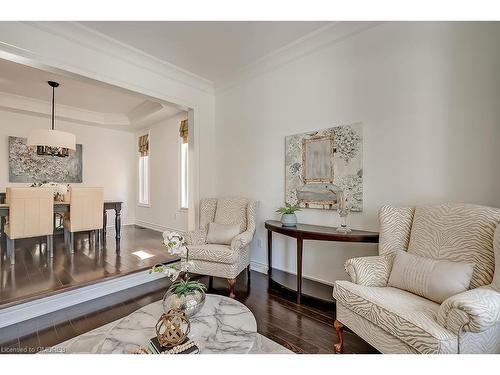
[150, 231, 206, 318]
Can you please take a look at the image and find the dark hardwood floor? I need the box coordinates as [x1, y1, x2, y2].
[0, 268, 378, 354]
[0, 226, 178, 308]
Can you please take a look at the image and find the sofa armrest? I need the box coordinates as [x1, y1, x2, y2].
[185, 229, 206, 246]
[437, 287, 500, 334]
[231, 230, 255, 252]
[344, 255, 394, 287]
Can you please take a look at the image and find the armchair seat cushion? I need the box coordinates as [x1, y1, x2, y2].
[185, 244, 239, 265]
[334, 280, 458, 354]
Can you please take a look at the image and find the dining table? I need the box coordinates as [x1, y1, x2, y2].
[0, 192, 123, 240]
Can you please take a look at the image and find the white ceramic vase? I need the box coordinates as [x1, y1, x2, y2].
[281, 213, 297, 227]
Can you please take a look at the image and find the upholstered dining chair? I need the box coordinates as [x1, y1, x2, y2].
[4, 187, 55, 265]
[64, 187, 104, 253]
[185, 197, 257, 298]
[333, 203, 500, 354]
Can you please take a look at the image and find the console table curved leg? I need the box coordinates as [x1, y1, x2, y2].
[267, 229, 272, 278]
[334, 319, 344, 353]
[296, 238, 303, 304]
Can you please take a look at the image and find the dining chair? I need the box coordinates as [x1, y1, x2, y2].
[4, 187, 55, 265]
[64, 187, 104, 253]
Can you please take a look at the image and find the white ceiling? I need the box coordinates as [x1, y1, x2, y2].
[79, 21, 330, 83]
[0, 58, 184, 131]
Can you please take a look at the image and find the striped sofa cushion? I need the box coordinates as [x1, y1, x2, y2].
[388, 250, 474, 303]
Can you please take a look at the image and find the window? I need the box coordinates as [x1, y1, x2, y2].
[138, 133, 150, 206]
[139, 155, 149, 205]
[180, 141, 188, 209]
[179, 119, 188, 210]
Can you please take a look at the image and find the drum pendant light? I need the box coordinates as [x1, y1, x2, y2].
[27, 81, 76, 157]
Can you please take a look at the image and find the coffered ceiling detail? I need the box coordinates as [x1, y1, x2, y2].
[0, 57, 184, 131]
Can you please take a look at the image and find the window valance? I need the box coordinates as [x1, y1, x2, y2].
[179, 119, 188, 144]
[138, 134, 149, 156]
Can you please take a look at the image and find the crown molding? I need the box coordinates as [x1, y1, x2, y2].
[215, 21, 383, 94]
[24, 22, 215, 95]
[1, 22, 382, 100]
[0, 91, 181, 131]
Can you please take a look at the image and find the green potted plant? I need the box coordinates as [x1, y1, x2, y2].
[276, 203, 301, 227]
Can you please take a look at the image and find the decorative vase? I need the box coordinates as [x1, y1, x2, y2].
[336, 208, 351, 233]
[162, 287, 206, 318]
[336, 190, 351, 233]
[281, 213, 297, 227]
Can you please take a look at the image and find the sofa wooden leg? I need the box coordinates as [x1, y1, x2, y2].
[227, 278, 236, 298]
[208, 276, 213, 291]
[334, 319, 344, 353]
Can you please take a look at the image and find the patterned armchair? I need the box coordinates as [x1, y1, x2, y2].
[185, 197, 257, 298]
[333, 203, 500, 354]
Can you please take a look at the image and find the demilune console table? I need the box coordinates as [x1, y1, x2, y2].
[265, 220, 379, 304]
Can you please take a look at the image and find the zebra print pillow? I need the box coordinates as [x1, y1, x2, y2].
[388, 250, 474, 303]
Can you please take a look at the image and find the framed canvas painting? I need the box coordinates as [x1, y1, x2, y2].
[8, 136, 83, 183]
[285, 123, 363, 211]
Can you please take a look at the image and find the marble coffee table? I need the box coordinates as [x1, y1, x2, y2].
[99, 294, 257, 354]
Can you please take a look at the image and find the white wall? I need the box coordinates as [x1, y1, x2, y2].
[135, 112, 188, 232]
[0, 109, 136, 226]
[214, 22, 500, 284]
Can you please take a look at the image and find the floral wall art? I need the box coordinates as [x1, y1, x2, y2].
[285, 123, 363, 211]
[8, 136, 83, 183]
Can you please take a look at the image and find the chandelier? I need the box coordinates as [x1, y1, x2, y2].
[27, 81, 76, 157]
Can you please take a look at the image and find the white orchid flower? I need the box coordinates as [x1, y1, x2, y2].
[163, 267, 181, 281]
[180, 261, 194, 272]
[162, 231, 186, 251]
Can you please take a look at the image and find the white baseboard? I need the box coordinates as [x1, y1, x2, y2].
[135, 220, 186, 234]
[0, 271, 168, 329]
[250, 260, 335, 287]
[250, 260, 269, 275]
[104, 217, 135, 230]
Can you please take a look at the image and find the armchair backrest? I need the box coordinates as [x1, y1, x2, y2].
[199, 197, 256, 235]
[494, 226, 500, 289]
[379, 205, 415, 256]
[6, 187, 54, 239]
[379, 203, 500, 290]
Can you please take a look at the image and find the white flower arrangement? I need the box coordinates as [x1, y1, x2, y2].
[162, 231, 187, 256]
[151, 231, 194, 282]
[32, 182, 69, 200]
[41, 182, 68, 197]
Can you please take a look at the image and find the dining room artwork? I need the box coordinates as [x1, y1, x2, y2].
[8, 136, 83, 183]
[285, 123, 363, 211]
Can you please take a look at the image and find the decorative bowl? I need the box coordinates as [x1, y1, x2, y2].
[162, 288, 206, 318]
